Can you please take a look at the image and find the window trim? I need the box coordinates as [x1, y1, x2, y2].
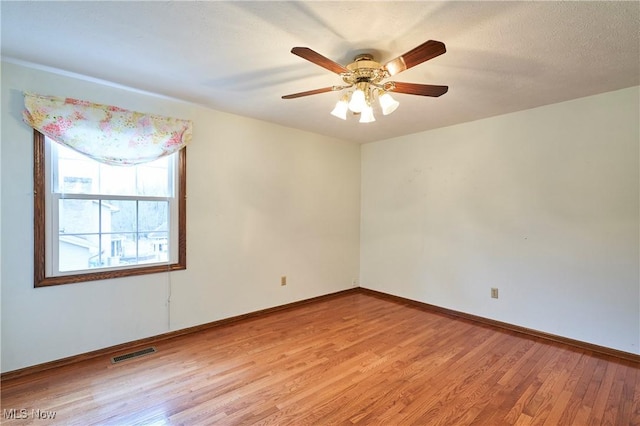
[34, 130, 187, 287]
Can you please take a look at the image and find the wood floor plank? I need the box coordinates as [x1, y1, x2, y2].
[1, 292, 638, 425]
[552, 352, 597, 425]
[617, 359, 638, 424]
[503, 345, 558, 424]
[469, 341, 547, 425]
[588, 360, 620, 424]
[527, 348, 583, 424]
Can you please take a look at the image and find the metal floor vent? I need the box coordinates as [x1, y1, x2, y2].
[111, 347, 157, 364]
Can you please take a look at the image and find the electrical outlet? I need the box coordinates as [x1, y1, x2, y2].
[281, 276, 287, 286]
[491, 288, 499, 299]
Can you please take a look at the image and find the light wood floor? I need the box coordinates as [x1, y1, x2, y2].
[2, 291, 638, 425]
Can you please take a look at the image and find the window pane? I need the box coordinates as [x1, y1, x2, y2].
[138, 232, 169, 264]
[137, 158, 171, 197]
[107, 200, 138, 233]
[138, 201, 169, 233]
[50, 137, 172, 197]
[59, 199, 99, 234]
[55, 145, 99, 194]
[59, 234, 99, 272]
[102, 233, 134, 267]
[99, 164, 137, 196]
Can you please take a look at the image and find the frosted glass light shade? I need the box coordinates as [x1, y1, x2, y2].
[359, 105, 376, 123]
[348, 89, 366, 113]
[330, 99, 348, 120]
[379, 92, 399, 115]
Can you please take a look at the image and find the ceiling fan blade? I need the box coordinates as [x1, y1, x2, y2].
[388, 82, 448, 97]
[282, 87, 337, 99]
[384, 40, 446, 76]
[291, 47, 349, 74]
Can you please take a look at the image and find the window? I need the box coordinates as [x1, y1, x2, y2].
[34, 131, 186, 287]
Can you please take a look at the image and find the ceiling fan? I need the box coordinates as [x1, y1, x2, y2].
[282, 40, 448, 123]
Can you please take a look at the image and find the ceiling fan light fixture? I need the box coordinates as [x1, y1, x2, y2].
[379, 91, 399, 115]
[348, 88, 366, 113]
[330, 95, 349, 120]
[359, 104, 376, 123]
[283, 40, 448, 124]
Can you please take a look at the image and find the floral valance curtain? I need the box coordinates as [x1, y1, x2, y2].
[23, 93, 192, 166]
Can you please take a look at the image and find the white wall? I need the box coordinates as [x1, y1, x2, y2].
[1, 61, 361, 372]
[361, 87, 640, 355]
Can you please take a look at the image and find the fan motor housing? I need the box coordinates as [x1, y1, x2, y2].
[344, 55, 386, 84]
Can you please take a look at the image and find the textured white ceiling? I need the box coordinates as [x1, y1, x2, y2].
[2, 1, 638, 143]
